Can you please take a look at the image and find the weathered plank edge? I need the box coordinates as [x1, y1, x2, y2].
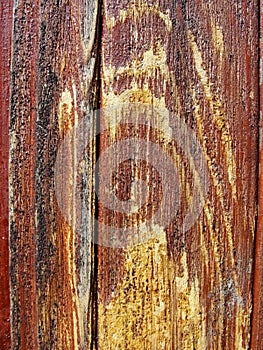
[9, 1, 41, 348]
[0, 1, 13, 348]
[251, 1, 263, 348]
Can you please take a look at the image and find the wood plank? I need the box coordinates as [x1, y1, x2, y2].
[0, 1, 13, 348]
[9, 1, 40, 347]
[9, 1, 99, 348]
[99, 1, 259, 349]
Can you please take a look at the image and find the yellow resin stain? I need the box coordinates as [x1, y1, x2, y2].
[102, 41, 177, 141]
[98, 235, 206, 349]
[102, 87, 172, 138]
[175, 253, 207, 349]
[211, 20, 224, 64]
[106, 1, 172, 32]
[235, 308, 252, 350]
[102, 44, 170, 87]
[58, 85, 78, 137]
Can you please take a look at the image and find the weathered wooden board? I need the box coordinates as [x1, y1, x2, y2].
[9, 0, 99, 348]
[98, 1, 259, 349]
[0, 0, 261, 349]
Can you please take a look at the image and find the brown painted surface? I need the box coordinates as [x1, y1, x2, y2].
[0, 1, 13, 348]
[0, 0, 261, 349]
[251, 2, 263, 349]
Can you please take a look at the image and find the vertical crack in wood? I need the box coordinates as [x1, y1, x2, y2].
[90, 1, 104, 348]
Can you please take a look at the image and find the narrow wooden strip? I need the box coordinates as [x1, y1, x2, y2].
[9, 1, 40, 348]
[35, 1, 99, 348]
[251, 2, 263, 348]
[0, 1, 13, 348]
[10, 0, 100, 348]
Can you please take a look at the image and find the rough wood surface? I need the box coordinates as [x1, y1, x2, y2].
[9, 0, 100, 348]
[98, 1, 259, 349]
[2, 0, 261, 349]
[0, 1, 13, 348]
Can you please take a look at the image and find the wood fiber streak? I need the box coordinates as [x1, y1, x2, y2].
[251, 2, 263, 349]
[0, 1, 13, 348]
[99, 1, 259, 349]
[10, 0, 99, 349]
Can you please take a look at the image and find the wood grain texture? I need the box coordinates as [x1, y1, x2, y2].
[9, 0, 100, 348]
[0, 1, 13, 348]
[3, 0, 261, 349]
[9, 1, 44, 348]
[98, 0, 259, 349]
